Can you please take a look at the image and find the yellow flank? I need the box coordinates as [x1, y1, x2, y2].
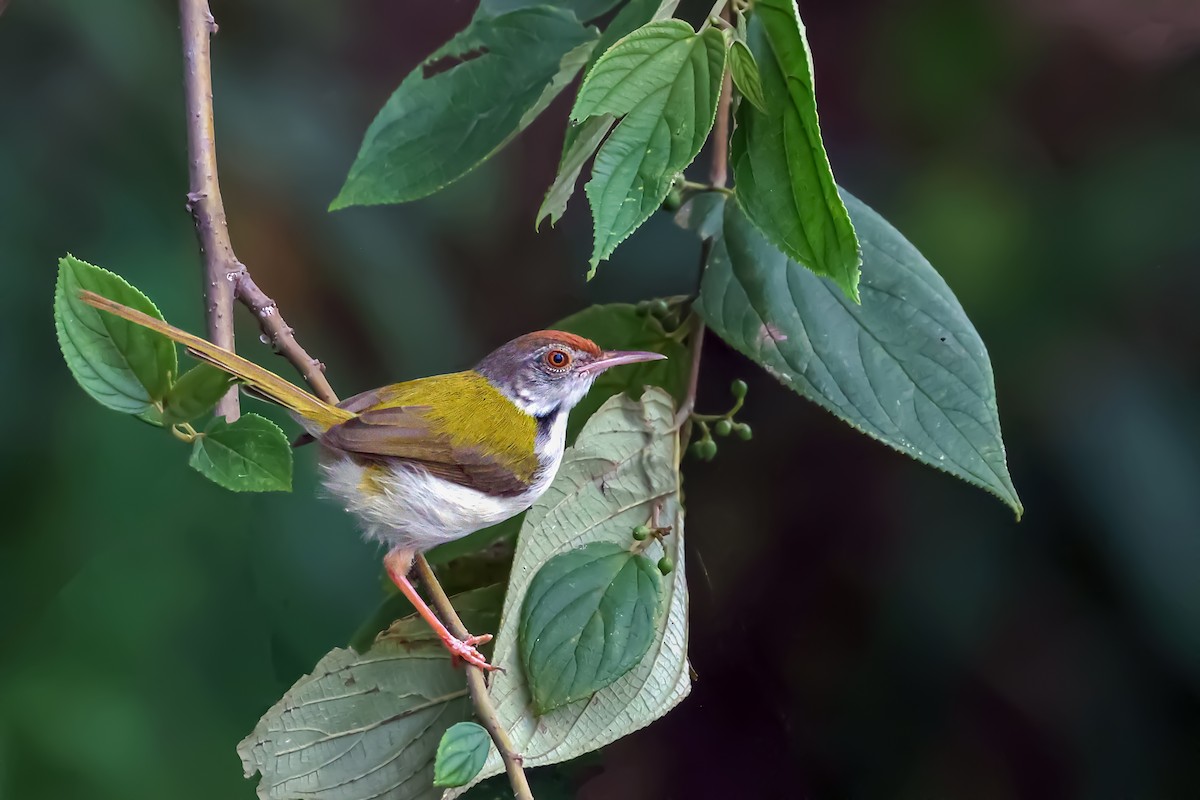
[357, 462, 386, 496]
[372, 372, 538, 480]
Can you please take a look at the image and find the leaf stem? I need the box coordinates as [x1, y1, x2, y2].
[413, 555, 534, 800]
[176, 3, 517, 794]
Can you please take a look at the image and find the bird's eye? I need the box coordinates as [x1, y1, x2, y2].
[545, 348, 571, 369]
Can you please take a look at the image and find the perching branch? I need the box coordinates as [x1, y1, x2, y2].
[413, 556, 535, 800]
[177, 2, 527, 796]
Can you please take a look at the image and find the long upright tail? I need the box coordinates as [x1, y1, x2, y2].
[78, 290, 352, 429]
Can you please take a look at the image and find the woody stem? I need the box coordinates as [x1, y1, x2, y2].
[177, 2, 525, 795]
[413, 556, 534, 800]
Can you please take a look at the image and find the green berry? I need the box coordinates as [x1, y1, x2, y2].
[701, 440, 718, 460]
[632, 525, 650, 541]
[657, 556, 674, 575]
[688, 441, 704, 458]
[731, 379, 748, 399]
[735, 423, 753, 440]
[714, 419, 733, 436]
[662, 188, 683, 211]
[650, 299, 670, 316]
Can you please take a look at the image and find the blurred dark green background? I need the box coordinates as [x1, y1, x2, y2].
[3, 1, 1199, 798]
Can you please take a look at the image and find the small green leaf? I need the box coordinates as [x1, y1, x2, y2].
[729, 39, 768, 113]
[537, 115, 614, 230]
[434, 722, 491, 788]
[520, 542, 662, 714]
[731, 9, 861, 300]
[570, 19, 727, 275]
[688, 193, 1021, 516]
[555, 302, 689, 442]
[189, 413, 292, 493]
[163, 364, 235, 425]
[332, 8, 595, 209]
[54, 255, 177, 415]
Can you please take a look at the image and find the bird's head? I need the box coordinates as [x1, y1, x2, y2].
[475, 330, 666, 417]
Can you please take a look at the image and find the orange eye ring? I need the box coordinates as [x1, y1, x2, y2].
[545, 348, 571, 369]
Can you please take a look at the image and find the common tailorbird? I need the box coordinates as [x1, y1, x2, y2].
[79, 290, 665, 670]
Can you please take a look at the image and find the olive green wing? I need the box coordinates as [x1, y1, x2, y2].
[319, 403, 536, 498]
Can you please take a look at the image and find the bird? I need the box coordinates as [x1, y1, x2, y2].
[78, 290, 666, 670]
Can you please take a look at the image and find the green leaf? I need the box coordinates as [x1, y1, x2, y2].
[729, 39, 768, 113]
[570, 20, 727, 275]
[584, 0, 680, 76]
[478, 0, 623, 21]
[162, 364, 234, 425]
[53, 255, 177, 415]
[189, 413, 292, 493]
[688, 193, 1022, 517]
[537, 115, 615, 230]
[520, 542, 661, 714]
[446, 389, 689, 796]
[731, 9, 862, 300]
[556, 302, 689, 442]
[331, 8, 595, 209]
[434, 722, 491, 788]
[240, 586, 503, 800]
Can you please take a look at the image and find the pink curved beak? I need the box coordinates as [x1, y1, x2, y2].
[579, 350, 667, 374]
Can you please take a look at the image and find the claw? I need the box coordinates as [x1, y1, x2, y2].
[442, 632, 501, 671]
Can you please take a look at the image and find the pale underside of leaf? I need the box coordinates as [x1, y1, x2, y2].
[690, 193, 1021, 516]
[447, 389, 689, 797]
[240, 587, 503, 800]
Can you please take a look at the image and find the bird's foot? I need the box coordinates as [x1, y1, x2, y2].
[442, 632, 500, 671]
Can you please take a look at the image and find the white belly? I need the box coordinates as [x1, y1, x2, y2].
[318, 432, 564, 552]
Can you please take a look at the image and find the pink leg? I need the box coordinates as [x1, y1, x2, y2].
[383, 550, 498, 671]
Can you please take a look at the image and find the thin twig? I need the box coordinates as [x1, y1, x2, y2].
[413, 555, 534, 800]
[677, 38, 733, 429]
[180, 0, 239, 418]
[178, 0, 338, 407]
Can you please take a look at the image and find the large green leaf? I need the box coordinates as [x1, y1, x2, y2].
[478, 0, 624, 21]
[54, 255, 177, 414]
[519, 542, 662, 714]
[448, 389, 689, 796]
[571, 20, 726, 275]
[556, 302, 689, 442]
[240, 586, 503, 800]
[731, 9, 861, 300]
[331, 8, 595, 209]
[687, 193, 1021, 516]
[189, 413, 293, 493]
